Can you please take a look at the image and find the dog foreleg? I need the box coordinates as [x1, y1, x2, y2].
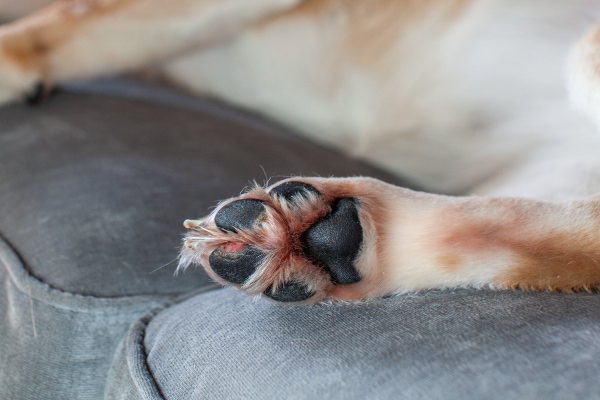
[179, 175, 600, 303]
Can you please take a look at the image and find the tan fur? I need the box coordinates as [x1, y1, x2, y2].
[256, 0, 473, 72]
[0, 0, 138, 72]
[437, 198, 600, 291]
[342, 0, 472, 65]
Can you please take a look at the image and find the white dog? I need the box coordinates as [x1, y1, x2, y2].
[2, 0, 600, 303]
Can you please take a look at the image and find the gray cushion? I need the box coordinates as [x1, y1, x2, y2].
[138, 287, 600, 399]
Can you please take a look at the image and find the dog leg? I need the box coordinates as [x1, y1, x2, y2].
[0, 0, 303, 104]
[180, 177, 600, 303]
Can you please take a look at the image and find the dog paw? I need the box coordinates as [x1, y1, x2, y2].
[179, 178, 386, 303]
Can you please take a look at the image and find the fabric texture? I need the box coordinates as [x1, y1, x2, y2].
[0, 237, 169, 399]
[142, 287, 600, 399]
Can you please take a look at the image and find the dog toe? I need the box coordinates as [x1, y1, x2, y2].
[215, 199, 266, 232]
[270, 181, 321, 202]
[264, 280, 315, 302]
[209, 244, 265, 284]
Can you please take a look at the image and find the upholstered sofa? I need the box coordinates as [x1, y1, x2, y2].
[1, 79, 599, 399]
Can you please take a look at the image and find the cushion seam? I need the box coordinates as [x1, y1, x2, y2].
[121, 285, 220, 399]
[0, 232, 188, 313]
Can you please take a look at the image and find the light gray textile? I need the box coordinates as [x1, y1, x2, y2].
[142, 287, 600, 399]
[0, 237, 168, 399]
[103, 288, 218, 400]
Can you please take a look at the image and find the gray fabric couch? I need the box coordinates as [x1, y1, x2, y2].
[1, 80, 599, 399]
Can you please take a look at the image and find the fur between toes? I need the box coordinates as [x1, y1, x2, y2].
[180, 181, 365, 303]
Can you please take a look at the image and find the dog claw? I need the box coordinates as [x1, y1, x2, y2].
[183, 219, 202, 229]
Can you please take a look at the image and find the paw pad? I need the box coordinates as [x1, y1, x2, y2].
[183, 180, 366, 303]
[264, 280, 315, 302]
[209, 244, 265, 284]
[301, 198, 363, 284]
[215, 199, 265, 232]
[270, 181, 321, 202]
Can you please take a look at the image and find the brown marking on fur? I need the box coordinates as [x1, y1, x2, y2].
[256, 0, 472, 65]
[340, 0, 473, 65]
[503, 240, 600, 292]
[268, 0, 472, 25]
[281, 0, 337, 18]
[0, 0, 139, 71]
[440, 198, 600, 291]
[255, 0, 337, 28]
[437, 253, 461, 272]
[502, 200, 600, 290]
[326, 281, 378, 300]
[590, 21, 600, 43]
[577, 23, 600, 80]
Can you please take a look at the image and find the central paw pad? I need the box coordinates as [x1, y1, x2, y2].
[301, 198, 363, 284]
[181, 180, 366, 303]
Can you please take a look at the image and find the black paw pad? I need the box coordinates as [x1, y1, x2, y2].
[301, 198, 363, 284]
[270, 181, 321, 202]
[215, 199, 265, 232]
[264, 280, 315, 302]
[209, 244, 265, 284]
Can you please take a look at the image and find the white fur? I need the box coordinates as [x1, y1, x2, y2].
[162, 0, 600, 196]
[1, 0, 600, 197]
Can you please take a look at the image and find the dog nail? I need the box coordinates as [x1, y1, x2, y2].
[183, 219, 202, 229]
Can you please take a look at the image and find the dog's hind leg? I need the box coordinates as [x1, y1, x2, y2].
[0, 0, 303, 104]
